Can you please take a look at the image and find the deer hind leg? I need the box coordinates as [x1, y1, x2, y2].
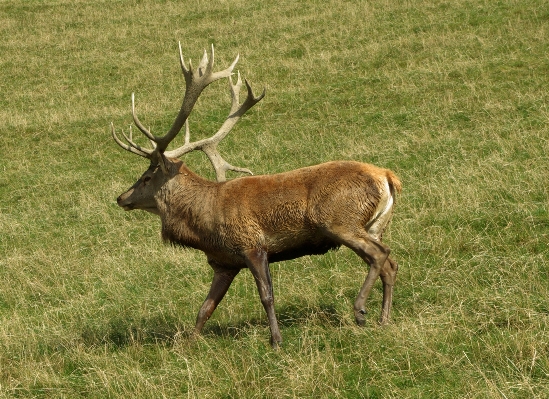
[243, 248, 283, 349]
[332, 231, 391, 326]
[194, 265, 240, 335]
[355, 180, 398, 325]
[379, 256, 398, 325]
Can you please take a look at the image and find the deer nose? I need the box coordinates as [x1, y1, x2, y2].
[116, 195, 126, 207]
[116, 195, 133, 210]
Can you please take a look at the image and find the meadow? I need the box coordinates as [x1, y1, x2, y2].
[1, 0, 548, 397]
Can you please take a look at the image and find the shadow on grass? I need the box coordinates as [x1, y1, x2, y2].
[201, 302, 344, 338]
[80, 303, 344, 348]
[80, 312, 183, 348]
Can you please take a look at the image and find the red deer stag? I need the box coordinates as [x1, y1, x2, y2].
[111, 43, 401, 348]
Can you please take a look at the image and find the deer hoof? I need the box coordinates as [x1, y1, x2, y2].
[378, 316, 390, 326]
[270, 337, 283, 350]
[355, 309, 367, 326]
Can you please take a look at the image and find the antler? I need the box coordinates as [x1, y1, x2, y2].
[111, 43, 264, 182]
[164, 72, 265, 181]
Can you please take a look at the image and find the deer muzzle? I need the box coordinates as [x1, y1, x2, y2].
[116, 191, 135, 211]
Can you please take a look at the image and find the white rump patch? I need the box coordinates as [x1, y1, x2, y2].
[367, 179, 394, 241]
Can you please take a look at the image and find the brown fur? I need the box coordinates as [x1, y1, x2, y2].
[117, 158, 401, 347]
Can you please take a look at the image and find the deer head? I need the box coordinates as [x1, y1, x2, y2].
[112, 43, 265, 212]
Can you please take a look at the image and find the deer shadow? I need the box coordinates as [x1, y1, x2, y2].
[200, 302, 344, 339]
[80, 302, 345, 348]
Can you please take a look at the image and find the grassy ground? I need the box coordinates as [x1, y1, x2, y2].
[1, 0, 548, 397]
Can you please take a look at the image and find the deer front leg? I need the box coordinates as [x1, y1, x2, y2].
[194, 266, 240, 335]
[243, 248, 283, 348]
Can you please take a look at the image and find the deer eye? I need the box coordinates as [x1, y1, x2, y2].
[143, 176, 151, 184]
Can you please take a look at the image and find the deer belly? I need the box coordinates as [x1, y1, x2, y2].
[266, 234, 340, 263]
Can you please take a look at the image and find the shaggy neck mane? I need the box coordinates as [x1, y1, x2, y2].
[157, 167, 218, 251]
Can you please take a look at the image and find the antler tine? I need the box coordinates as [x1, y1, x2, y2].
[111, 123, 152, 159]
[198, 44, 241, 85]
[241, 78, 266, 114]
[184, 119, 190, 145]
[198, 48, 209, 78]
[178, 41, 190, 78]
[202, 145, 254, 182]
[124, 125, 155, 156]
[131, 93, 156, 142]
[229, 71, 244, 112]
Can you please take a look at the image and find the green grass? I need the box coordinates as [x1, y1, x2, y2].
[1, 0, 548, 397]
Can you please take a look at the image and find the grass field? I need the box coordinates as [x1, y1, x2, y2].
[1, 0, 548, 397]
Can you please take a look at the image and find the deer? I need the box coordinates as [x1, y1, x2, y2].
[111, 43, 401, 348]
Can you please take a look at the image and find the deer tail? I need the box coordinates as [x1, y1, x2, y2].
[386, 170, 402, 196]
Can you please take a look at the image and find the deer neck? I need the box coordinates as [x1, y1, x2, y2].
[156, 164, 219, 249]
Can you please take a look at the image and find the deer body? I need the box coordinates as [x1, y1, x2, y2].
[112, 44, 401, 347]
[121, 160, 398, 266]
